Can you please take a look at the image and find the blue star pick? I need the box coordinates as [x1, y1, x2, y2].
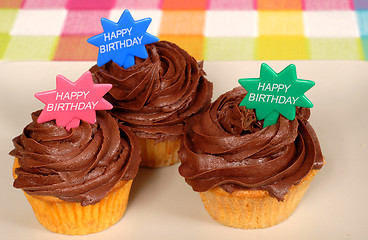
[87, 9, 159, 69]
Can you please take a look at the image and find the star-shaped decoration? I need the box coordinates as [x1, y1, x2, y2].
[238, 63, 315, 128]
[35, 71, 113, 130]
[87, 9, 159, 69]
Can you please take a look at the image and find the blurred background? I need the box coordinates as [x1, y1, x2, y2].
[0, 0, 367, 62]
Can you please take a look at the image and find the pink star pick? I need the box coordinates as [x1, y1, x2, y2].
[35, 71, 113, 130]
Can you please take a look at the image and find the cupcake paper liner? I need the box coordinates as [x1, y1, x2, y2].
[23, 180, 132, 235]
[199, 169, 319, 229]
[138, 138, 180, 168]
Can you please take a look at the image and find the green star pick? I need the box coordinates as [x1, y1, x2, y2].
[238, 63, 315, 128]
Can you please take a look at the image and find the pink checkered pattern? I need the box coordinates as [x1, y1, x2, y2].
[0, 0, 367, 61]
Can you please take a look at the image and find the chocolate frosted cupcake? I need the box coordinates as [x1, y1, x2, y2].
[90, 41, 213, 168]
[10, 110, 141, 235]
[179, 87, 324, 229]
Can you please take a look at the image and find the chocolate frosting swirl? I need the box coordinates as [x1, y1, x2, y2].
[90, 41, 213, 140]
[10, 110, 141, 206]
[179, 87, 323, 201]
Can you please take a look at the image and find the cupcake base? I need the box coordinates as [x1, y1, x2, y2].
[13, 159, 132, 235]
[199, 169, 319, 229]
[138, 138, 180, 168]
[24, 180, 132, 235]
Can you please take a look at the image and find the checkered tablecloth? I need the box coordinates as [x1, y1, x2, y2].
[1, 0, 367, 62]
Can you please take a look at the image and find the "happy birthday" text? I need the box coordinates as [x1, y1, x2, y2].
[247, 83, 299, 104]
[99, 27, 143, 53]
[45, 91, 99, 111]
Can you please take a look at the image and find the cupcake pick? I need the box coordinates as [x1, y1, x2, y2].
[87, 9, 159, 69]
[238, 63, 315, 128]
[35, 71, 113, 131]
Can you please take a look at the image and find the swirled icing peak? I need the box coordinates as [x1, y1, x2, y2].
[10, 110, 141, 206]
[90, 41, 213, 140]
[179, 87, 323, 201]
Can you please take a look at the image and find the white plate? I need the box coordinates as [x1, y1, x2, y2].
[0, 61, 367, 239]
